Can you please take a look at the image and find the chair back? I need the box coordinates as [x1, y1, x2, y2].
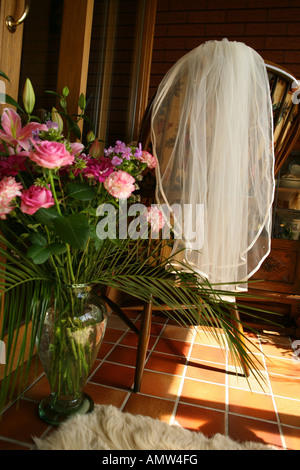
[139, 61, 300, 179]
[265, 61, 300, 176]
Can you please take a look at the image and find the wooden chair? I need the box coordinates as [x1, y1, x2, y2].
[265, 61, 300, 177]
[105, 60, 300, 393]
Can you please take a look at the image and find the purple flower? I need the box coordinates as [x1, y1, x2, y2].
[114, 140, 126, 153]
[104, 146, 114, 156]
[122, 146, 132, 160]
[134, 142, 142, 159]
[111, 156, 123, 166]
[45, 120, 59, 130]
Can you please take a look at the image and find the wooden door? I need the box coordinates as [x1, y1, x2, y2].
[0, 0, 27, 381]
[0, 0, 26, 109]
[0, 0, 94, 382]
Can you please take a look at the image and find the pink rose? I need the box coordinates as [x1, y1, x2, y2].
[104, 170, 135, 199]
[29, 141, 74, 169]
[20, 185, 55, 215]
[139, 151, 157, 169]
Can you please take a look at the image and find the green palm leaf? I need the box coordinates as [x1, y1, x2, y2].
[0, 233, 276, 413]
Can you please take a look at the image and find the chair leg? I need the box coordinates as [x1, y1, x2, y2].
[102, 295, 139, 335]
[134, 299, 153, 393]
[230, 307, 250, 377]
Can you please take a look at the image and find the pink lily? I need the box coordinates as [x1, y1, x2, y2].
[0, 108, 47, 152]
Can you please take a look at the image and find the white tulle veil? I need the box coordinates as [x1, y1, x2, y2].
[151, 39, 275, 291]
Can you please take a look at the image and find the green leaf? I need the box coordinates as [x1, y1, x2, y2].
[29, 233, 47, 246]
[66, 182, 96, 201]
[0, 71, 10, 81]
[27, 244, 50, 264]
[48, 242, 67, 255]
[34, 207, 61, 227]
[0, 93, 24, 112]
[65, 114, 81, 139]
[89, 225, 104, 250]
[45, 90, 62, 99]
[53, 214, 89, 249]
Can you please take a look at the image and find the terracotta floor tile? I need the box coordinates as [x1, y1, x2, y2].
[197, 325, 224, 335]
[241, 335, 262, 353]
[228, 414, 283, 448]
[91, 362, 135, 391]
[161, 325, 195, 342]
[190, 344, 227, 364]
[97, 341, 116, 359]
[270, 374, 300, 400]
[274, 396, 300, 428]
[150, 322, 165, 336]
[155, 337, 192, 358]
[120, 331, 157, 350]
[259, 332, 292, 347]
[0, 399, 50, 444]
[186, 359, 226, 385]
[174, 402, 225, 435]
[123, 394, 175, 423]
[151, 313, 169, 324]
[1, 320, 297, 450]
[132, 319, 164, 336]
[145, 351, 187, 376]
[106, 344, 138, 367]
[180, 378, 226, 410]
[119, 310, 141, 321]
[102, 328, 126, 343]
[106, 315, 129, 330]
[0, 438, 31, 450]
[260, 340, 294, 360]
[194, 329, 226, 347]
[23, 374, 51, 402]
[84, 382, 128, 408]
[266, 356, 300, 377]
[281, 425, 300, 450]
[227, 350, 265, 371]
[228, 388, 277, 421]
[139, 370, 182, 400]
[119, 331, 139, 348]
[227, 368, 270, 393]
[0, 360, 45, 406]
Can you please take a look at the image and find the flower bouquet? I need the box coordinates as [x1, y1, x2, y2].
[0, 75, 267, 421]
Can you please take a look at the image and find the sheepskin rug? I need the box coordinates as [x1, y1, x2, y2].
[33, 404, 277, 451]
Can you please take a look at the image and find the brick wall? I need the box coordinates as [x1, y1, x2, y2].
[149, 0, 300, 100]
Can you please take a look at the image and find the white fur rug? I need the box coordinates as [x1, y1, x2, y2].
[33, 404, 277, 451]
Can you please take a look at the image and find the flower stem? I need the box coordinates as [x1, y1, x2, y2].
[48, 170, 61, 216]
[48, 170, 75, 284]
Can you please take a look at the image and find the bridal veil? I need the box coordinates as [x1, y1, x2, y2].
[151, 39, 275, 291]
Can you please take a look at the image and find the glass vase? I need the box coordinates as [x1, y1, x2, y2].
[36, 284, 107, 425]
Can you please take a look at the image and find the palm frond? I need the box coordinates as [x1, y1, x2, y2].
[0, 232, 278, 412]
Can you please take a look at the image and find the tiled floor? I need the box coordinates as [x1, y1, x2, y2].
[0, 310, 300, 450]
